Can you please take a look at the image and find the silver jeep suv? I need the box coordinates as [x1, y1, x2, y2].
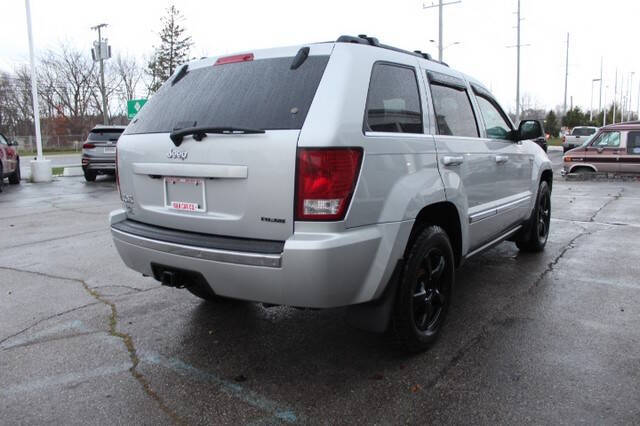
[110, 35, 552, 351]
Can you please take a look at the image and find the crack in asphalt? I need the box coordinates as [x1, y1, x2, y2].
[0, 266, 183, 425]
[0, 301, 99, 347]
[589, 189, 623, 222]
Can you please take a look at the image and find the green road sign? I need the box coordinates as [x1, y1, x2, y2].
[127, 99, 147, 119]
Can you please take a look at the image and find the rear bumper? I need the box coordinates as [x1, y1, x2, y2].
[82, 155, 115, 170]
[110, 210, 412, 308]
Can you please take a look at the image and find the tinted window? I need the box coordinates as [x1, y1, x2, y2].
[572, 127, 596, 136]
[475, 96, 512, 140]
[365, 63, 423, 133]
[591, 131, 620, 148]
[430, 84, 478, 137]
[88, 129, 124, 142]
[125, 56, 329, 135]
[627, 132, 640, 154]
[0, 134, 7, 145]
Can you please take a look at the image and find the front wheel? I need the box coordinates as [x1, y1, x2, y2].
[516, 180, 551, 252]
[391, 225, 455, 352]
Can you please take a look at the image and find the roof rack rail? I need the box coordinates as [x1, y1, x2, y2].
[335, 35, 448, 67]
[413, 50, 432, 60]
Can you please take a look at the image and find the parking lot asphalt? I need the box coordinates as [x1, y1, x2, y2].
[1, 151, 639, 424]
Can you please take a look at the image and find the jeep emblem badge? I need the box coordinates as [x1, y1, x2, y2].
[167, 148, 188, 160]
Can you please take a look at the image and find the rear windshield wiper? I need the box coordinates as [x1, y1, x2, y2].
[169, 126, 266, 146]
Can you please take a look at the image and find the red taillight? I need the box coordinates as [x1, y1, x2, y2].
[214, 53, 254, 66]
[83, 142, 95, 149]
[295, 148, 363, 221]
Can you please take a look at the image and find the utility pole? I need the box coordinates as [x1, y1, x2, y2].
[613, 69, 617, 124]
[563, 33, 569, 115]
[91, 23, 110, 125]
[422, 0, 461, 62]
[506, 0, 529, 121]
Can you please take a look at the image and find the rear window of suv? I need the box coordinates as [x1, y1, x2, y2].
[124, 56, 330, 135]
[572, 127, 596, 136]
[88, 129, 124, 142]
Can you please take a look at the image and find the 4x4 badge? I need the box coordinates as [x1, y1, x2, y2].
[167, 148, 188, 160]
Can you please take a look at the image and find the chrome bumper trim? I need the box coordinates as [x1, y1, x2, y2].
[111, 228, 282, 268]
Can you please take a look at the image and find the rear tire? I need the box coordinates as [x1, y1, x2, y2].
[516, 180, 551, 252]
[8, 160, 20, 184]
[84, 169, 97, 182]
[391, 225, 454, 352]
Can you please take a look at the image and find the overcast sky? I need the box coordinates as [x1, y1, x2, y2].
[2, 0, 640, 114]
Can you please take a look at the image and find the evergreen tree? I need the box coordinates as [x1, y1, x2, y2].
[544, 110, 559, 137]
[147, 5, 193, 93]
[562, 106, 589, 129]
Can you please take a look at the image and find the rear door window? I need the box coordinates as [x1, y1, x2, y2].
[429, 81, 479, 137]
[364, 63, 423, 133]
[125, 55, 330, 135]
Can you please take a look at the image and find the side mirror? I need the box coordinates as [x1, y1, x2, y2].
[517, 120, 544, 141]
[9, 140, 18, 147]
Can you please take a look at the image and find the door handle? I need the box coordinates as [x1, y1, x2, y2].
[495, 155, 509, 164]
[442, 156, 464, 166]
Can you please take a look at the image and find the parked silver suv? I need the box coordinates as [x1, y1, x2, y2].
[82, 125, 126, 181]
[110, 35, 552, 351]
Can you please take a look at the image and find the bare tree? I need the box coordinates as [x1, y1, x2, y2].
[115, 54, 143, 101]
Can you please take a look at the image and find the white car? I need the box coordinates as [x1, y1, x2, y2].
[563, 126, 598, 152]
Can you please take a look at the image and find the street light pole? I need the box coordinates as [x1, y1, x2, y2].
[628, 72, 634, 121]
[598, 57, 603, 113]
[422, 0, 461, 63]
[620, 73, 625, 122]
[515, 0, 521, 121]
[603, 85, 608, 127]
[24, 0, 42, 161]
[24, 0, 51, 182]
[563, 33, 569, 115]
[590, 78, 600, 122]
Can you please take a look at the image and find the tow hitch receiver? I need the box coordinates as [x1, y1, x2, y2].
[151, 263, 209, 290]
